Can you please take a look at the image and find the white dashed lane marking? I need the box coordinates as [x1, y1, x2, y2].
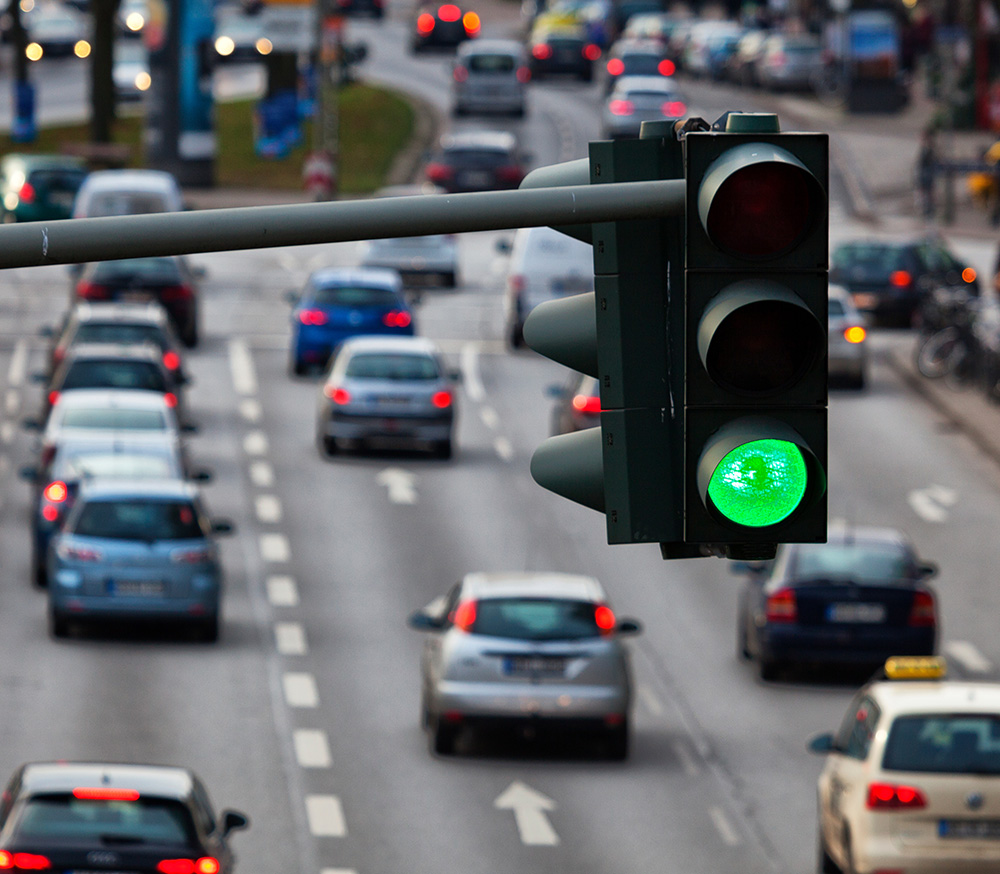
[255, 494, 283, 524]
[306, 796, 347, 837]
[9, 338, 27, 387]
[293, 729, 332, 768]
[275, 621, 307, 655]
[244, 430, 269, 456]
[709, 807, 741, 846]
[250, 460, 275, 488]
[267, 575, 299, 607]
[239, 398, 263, 423]
[494, 437, 513, 462]
[259, 533, 290, 562]
[944, 640, 993, 674]
[228, 338, 259, 396]
[283, 672, 319, 708]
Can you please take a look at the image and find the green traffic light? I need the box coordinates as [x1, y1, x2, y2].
[707, 438, 808, 527]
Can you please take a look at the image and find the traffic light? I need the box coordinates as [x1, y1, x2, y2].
[683, 113, 828, 557]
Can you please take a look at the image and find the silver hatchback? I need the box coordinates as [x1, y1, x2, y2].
[451, 38, 530, 117]
[408, 571, 642, 757]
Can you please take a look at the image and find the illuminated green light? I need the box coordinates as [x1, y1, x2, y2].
[707, 438, 808, 527]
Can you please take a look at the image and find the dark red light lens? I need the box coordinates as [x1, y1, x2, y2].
[594, 604, 615, 632]
[76, 282, 109, 300]
[73, 787, 140, 801]
[452, 599, 476, 631]
[324, 385, 350, 405]
[658, 59, 675, 75]
[47, 391, 59, 407]
[867, 782, 927, 810]
[583, 43, 601, 60]
[163, 392, 178, 408]
[889, 270, 912, 288]
[416, 12, 435, 33]
[908, 591, 936, 627]
[8, 853, 49, 870]
[662, 100, 686, 116]
[18, 182, 36, 204]
[572, 394, 601, 413]
[532, 43, 552, 60]
[608, 99, 633, 116]
[765, 587, 797, 623]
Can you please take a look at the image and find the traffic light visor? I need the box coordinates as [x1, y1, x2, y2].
[698, 143, 825, 260]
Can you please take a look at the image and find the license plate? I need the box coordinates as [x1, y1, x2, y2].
[852, 292, 878, 310]
[503, 656, 566, 676]
[121, 291, 152, 303]
[49, 191, 74, 208]
[459, 171, 491, 188]
[826, 602, 886, 623]
[111, 579, 165, 597]
[375, 396, 410, 405]
[940, 819, 1000, 839]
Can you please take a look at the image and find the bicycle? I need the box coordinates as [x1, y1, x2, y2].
[915, 292, 982, 385]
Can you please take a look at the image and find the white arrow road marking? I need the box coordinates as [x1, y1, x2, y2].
[376, 467, 417, 504]
[908, 485, 958, 524]
[494, 781, 559, 846]
[944, 641, 994, 674]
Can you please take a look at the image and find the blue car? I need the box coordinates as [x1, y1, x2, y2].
[288, 267, 415, 375]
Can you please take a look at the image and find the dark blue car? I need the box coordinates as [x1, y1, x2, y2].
[288, 267, 415, 375]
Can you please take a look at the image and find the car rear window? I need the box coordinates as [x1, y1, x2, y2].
[345, 353, 439, 380]
[621, 54, 661, 74]
[74, 324, 167, 349]
[13, 794, 195, 845]
[58, 452, 176, 480]
[59, 408, 167, 430]
[442, 148, 510, 167]
[311, 285, 398, 307]
[789, 543, 911, 585]
[882, 715, 1000, 774]
[468, 53, 517, 72]
[468, 598, 604, 641]
[28, 169, 87, 194]
[60, 360, 166, 393]
[86, 193, 171, 217]
[832, 244, 907, 275]
[73, 499, 204, 540]
[89, 258, 182, 284]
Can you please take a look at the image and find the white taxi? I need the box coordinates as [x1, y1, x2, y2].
[809, 657, 1000, 874]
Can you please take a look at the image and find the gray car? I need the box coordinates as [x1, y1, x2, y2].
[828, 283, 868, 389]
[451, 38, 530, 117]
[47, 478, 231, 641]
[601, 74, 688, 139]
[408, 571, 641, 758]
[316, 335, 458, 458]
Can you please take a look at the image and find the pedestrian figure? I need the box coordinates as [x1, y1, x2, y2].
[916, 128, 937, 220]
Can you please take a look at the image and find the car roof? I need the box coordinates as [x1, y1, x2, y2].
[460, 571, 607, 602]
[833, 232, 944, 249]
[2, 153, 87, 171]
[457, 38, 524, 56]
[77, 169, 181, 193]
[440, 129, 518, 151]
[19, 762, 194, 799]
[339, 335, 441, 356]
[71, 301, 170, 325]
[54, 431, 181, 454]
[611, 74, 681, 92]
[866, 679, 1000, 718]
[308, 266, 402, 289]
[77, 477, 198, 500]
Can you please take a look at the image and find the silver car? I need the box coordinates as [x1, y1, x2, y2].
[47, 478, 231, 641]
[315, 335, 458, 458]
[828, 282, 868, 389]
[451, 38, 530, 117]
[408, 571, 641, 758]
[601, 74, 688, 139]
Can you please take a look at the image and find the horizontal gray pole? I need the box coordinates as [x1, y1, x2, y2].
[0, 179, 686, 269]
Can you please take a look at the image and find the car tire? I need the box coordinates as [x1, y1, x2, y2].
[49, 609, 69, 639]
[32, 551, 47, 589]
[606, 721, 629, 760]
[512, 104, 526, 118]
[318, 434, 338, 456]
[850, 370, 866, 391]
[443, 271, 457, 288]
[759, 657, 781, 681]
[818, 831, 841, 874]
[580, 69, 592, 82]
[433, 438, 453, 460]
[182, 320, 199, 348]
[431, 718, 457, 756]
[737, 618, 751, 660]
[451, 104, 465, 117]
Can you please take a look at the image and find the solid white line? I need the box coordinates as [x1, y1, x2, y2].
[249, 460, 275, 488]
[461, 342, 485, 402]
[480, 406, 499, 429]
[638, 685, 664, 717]
[494, 437, 514, 462]
[255, 495, 283, 524]
[283, 672, 319, 708]
[244, 431, 269, 456]
[8, 338, 27, 387]
[267, 575, 299, 607]
[228, 338, 258, 396]
[293, 729, 332, 768]
[306, 795, 347, 837]
[275, 621, 307, 655]
[671, 739, 702, 777]
[239, 399, 263, 423]
[944, 640, 994, 674]
[321, 869, 357, 874]
[5, 389, 19, 415]
[709, 807, 741, 846]
[259, 533, 290, 563]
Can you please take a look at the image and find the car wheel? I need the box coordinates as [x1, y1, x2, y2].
[606, 721, 629, 760]
[32, 551, 47, 588]
[451, 104, 465, 117]
[49, 609, 69, 639]
[433, 438, 453, 460]
[431, 717, 458, 756]
[580, 69, 593, 82]
[818, 831, 841, 874]
[737, 617, 751, 660]
[512, 104, 526, 118]
[182, 321, 199, 348]
[850, 370, 866, 391]
[442, 271, 457, 288]
[759, 657, 781, 681]
[291, 357, 308, 377]
[318, 432, 338, 456]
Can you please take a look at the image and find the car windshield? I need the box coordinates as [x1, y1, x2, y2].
[60, 360, 166, 393]
[59, 408, 167, 430]
[789, 543, 911, 584]
[468, 54, 516, 72]
[828, 299, 846, 316]
[74, 324, 167, 348]
[311, 285, 398, 307]
[345, 353, 439, 380]
[89, 258, 182, 283]
[12, 794, 196, 845]
[468, 598, 605, 641]
[58, 452, 176, 480]
[72, 499, 204, 540]
[882, 715, 1000, 775]
[86, 193, 171, 217]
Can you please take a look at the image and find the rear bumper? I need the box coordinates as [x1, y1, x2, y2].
[433, 679, 629, 721]
[324, 411, 452, 443]
[760, 625, 936, 665]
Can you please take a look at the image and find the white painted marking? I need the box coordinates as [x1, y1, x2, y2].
[638, 685, 663, 717]
[243, 431, 269, 456]
[944, 640, 994, 674]
[266, 575, 299, 606]
[494, 437, 514, 462]
[255, 494, 282, 524]
[275, 621, 307, 655]
[0, 422, 13, 445]
[671, 740, 701, 777]
[293, 729, 332, 768]
[306, 795, 347, 837]
[321, 869, 357, 874]
[376, 467, 417, 504]
[908, 485, 958, 524]
[8, 338, 27, 387]
[239, 398, 263, 422]
[480, 406, 499, 429]
[5, 389, 19, 415]
[283, 672, 319, 708]
[461, 342, 485, 402]
[228, 338, 258, 396]
[260, 533, 290, 562]
[249, 460, 275, 488]
[494, 781, 559, 846]
[709, 807, 741, 846]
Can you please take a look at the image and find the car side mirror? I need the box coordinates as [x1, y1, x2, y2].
[192, 264, 208, 279]
[67, 264, 83, 279]
[19, 465, 39, 482]
[545, 383, 566, 399]
[22, 418, 41, 431]
[31, 372, 47, 383]
[285, 290, 298, 305]
[616, 618, 642, 635]
[918, 561, 938, 580]
[495, 237, 513, 254]
[408, 610, 444, 631]
[192, 468, 213, 483]
[449, 368, 462, 382]
[221, 810, 249, 835]
[182, 423, 199, 434]
[38, 325, 55, 338]
[212, 519, 234, 535]
[807, 733, 836, 755]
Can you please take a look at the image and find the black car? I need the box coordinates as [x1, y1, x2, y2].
[549, 372, 600, 434]
[528, 22, 600, 81]
[0, 762, 248, 874]
[735, 525, 939, 681]
[830, 234, 980, 328]
[423, 130, 527, 192]
[411, 2, 479, 51]
[334, 0, 384, 17]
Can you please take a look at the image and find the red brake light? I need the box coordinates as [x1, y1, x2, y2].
[324, 385, 351, 405]
[73, 787, 140, 801]
[608, 99, 634, 116]
[426, 162, 453, 183]
[889, 270, 912, 288]
[452, 599, 477, 631]
[383, 310, 412, 328]
[662, 100, 686, 117]
[163, 392, 178, 408]
[56, 543, 103, 562]
[509, 274, 525, 295]
[0, 851, 11, 870]
[416, 12, 435, 33]
[461, 11, 479, 34]
[496, 166, 525, 183]
[572, 393, 601, 413]
[18, 182, 36, 205]
[43, 481, 68, 503]
[963, 267, 977, 284]
[298, 309, 328, 326]
[765, 587, 797, 623]
[516, 65, 531, 83]
[532, 43, 553, 60]
[768, 50, 787, 68]
[76, 282, 109, 300]
[0, 853, 50, 871]
[42, 505, 59, 522]
[431, 390, 452, 408]
[658, 58, 675, 76]
[607, 58, 624, 75]
[583, 43, 601, 61]
[195, 859, 220, 874]
[908, 590, 936, 627]
[157, 861, 200, 874]
[438, 3, 460, 20]
[163, 350, 181, 371]
[594, 604, 616, 633]
[867, 782, 927, 810]
[47, 390, 60, 407]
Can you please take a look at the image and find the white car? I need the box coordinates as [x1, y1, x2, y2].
[72, 168, 184, 218]
[810, 657, 1000, 874]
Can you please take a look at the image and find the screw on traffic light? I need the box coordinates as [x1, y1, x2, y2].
[683, 112, 829, 559]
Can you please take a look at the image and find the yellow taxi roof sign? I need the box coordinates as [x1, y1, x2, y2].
[884, 656, 947, 680]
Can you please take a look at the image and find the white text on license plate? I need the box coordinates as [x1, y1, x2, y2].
[504, 656, 565, 675]
[940, 820, 1000, 839]
[112, 580, 165, 597]
[826, 602, 886, 623]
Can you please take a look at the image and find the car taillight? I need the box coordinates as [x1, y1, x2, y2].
[172, 547, 214, 564]
[609, 99, 634, 116]
[56, 543, 103, 562]
[768, 50, 787, 68]
[156, 859, 220, 874]
[452, 599, 477, 631]
[606, 58, 624, 75]
[47, 390, 60, 407]
[76, 282, 110, 300]
[908, 590, 936, 627]
[889, 270, 912, 289]
[594, 604, 616, 634]
[163, 350, 181, 371]
[426, 162, 454, 183]
[963, 267, 977, 284]
[159, 284, 193, 301]
[416, 12, 435, 33]
[867, 782, 927, 810]
[452, 64, 468, 82]
[43, 481, 68, 503]
[0, 851, 50, 870]
[583, 43, 601, 60]
[323, 385, 351, 405]
[844, 325, 866, 344]
[163, 392, 178, 408]
[532, 43, 552, 60]
[17, 182, 36, 205]
[662, 100, 686, 116]
[438, 3, 460, 21]
[658, 58, 675, 75]
[765, 587, 797, 623]
[383, 310, 412, 328]
[462, 10, 479, 34]
[496, 166, 524, 183]
[516, 65, 531, 83]
[572, 393, 601, 413]
[431, 390, 452, 408]
[298, 309, 328, 326]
